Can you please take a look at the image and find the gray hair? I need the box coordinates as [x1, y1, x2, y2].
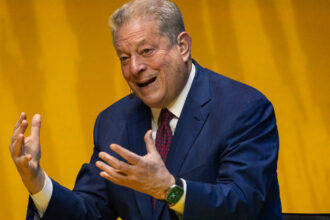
[109, 0, 185, 45]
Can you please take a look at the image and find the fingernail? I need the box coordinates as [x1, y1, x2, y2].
[110, 144, 116, 150]
[98, 152, 104, 158]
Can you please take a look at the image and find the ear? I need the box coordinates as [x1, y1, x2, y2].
[176, 32, 191, 62]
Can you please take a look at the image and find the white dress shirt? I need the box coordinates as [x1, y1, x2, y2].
[31, 63, 196, 217]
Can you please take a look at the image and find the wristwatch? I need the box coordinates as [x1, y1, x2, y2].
[165, 178, 184, 207]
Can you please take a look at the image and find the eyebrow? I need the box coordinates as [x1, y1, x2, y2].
[115, 36, 156, 53]
[136, 39, 149, 48]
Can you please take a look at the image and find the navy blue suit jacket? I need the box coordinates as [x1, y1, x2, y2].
[27, 61, 282, 220]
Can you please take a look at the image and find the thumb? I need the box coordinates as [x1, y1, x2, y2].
[144, 130, 156, 153]
[30, 114, 41, 138]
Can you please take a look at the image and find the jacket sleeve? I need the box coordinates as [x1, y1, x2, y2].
[26, 113, 117, 220]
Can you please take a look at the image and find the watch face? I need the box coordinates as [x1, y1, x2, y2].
[166, 186, 184, 205]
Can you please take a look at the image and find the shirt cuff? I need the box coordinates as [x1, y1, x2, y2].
[30, 172, 53, 217]
[169, 178, 186, 214]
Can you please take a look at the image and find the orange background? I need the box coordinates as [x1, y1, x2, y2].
[0, 0, 329, 219]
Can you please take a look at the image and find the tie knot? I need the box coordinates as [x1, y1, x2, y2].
[158, 108, 174, 126]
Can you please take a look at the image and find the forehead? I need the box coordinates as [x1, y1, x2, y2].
[114, 19, 161, 49]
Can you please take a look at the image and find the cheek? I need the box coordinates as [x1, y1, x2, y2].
[150, 49, 171, 67]
[121, 67, 131, 81]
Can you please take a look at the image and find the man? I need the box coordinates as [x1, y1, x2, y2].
[9, 0, 282, 219]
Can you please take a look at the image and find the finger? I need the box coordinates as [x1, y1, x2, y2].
[110, 144, 140, 165]
[11, 120, 28, 147]
[13, 119, 28, 137]
[14, 112, 26, 130]
[30, 114, 41, 138]
[96, 161, 127, 180]
[98, 152, 132, 174]
[99, 171, 121, 185]
[12, 134, 24, 157]
[144, 130, 156, 153]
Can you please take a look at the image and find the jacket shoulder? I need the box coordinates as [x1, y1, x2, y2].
[202, 66, 271, 105]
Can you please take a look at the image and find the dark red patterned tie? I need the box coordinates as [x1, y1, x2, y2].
[153, 108, 174, 209]
[156, 108, 174, 162]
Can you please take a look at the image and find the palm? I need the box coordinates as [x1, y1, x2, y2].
[96, 130, 175, 200]
[23, 134, 41, 173]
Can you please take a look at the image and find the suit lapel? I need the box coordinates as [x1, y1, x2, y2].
[126, 100, 153, 220]
[153, 61, 212, 220]
[167, 60, 211, 176]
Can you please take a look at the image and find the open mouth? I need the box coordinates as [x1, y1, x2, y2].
[137, 77, 157, 87]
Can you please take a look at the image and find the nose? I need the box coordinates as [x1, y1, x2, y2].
[130, 55, 146, 75]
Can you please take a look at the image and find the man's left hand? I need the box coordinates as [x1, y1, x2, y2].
[96, 130, 175, 200]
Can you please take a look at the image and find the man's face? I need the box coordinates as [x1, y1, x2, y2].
[114, 19, 189, 108]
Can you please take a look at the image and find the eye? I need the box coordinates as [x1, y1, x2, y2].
[119, 56, 129, 64]
[142, 48, 154, 56]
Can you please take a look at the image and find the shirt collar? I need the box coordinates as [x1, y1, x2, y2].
[151, 63, 196, 123]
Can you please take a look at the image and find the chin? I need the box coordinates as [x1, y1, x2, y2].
[142, 99, 165, 108]
[143, 101, 162, 108]
[135, 93, 160, 107]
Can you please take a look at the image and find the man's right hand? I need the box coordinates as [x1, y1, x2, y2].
[9, 112, 45, 194]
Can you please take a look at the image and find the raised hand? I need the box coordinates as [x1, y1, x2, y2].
[96, 130, 175, 200]
[9, 112, 45, 194]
